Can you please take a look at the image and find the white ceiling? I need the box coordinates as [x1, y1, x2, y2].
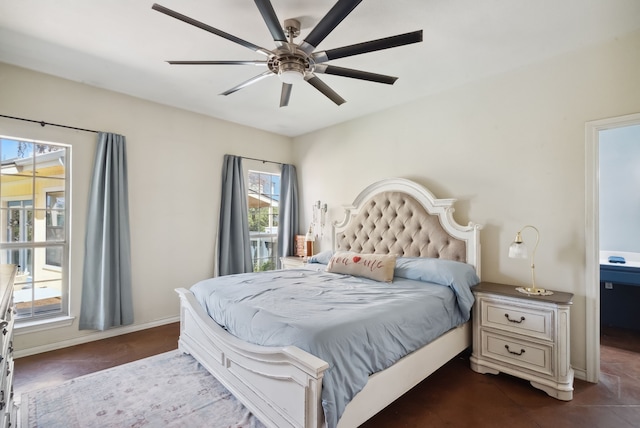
[2, 0, 640, 137]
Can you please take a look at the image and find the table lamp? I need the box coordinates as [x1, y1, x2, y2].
[508, 225, 553, 296]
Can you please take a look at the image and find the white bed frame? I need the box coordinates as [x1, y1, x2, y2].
[175, 178, 481, 428]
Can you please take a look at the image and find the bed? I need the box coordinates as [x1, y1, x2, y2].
[175, 177, 482, 428]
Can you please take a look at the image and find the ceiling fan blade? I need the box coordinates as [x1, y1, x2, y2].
[300, 0, 362, 54]
[314, 64, 397, 85]
[152, 3, 272, 56]
[280, 83, 293, 107]
[167, 60, 268, 66]
[305, 74, 346, 105]
[254, 0, 286, 43]
[220, 70, 274, 96]
[312, 30, 423, 63]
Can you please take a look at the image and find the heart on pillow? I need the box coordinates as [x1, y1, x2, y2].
[353, 256, 362, 263]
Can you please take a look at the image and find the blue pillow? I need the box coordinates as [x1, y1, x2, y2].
[394, 257, 479, 287]
[308, 250, 334, 265]
[394, 257, 479, 319]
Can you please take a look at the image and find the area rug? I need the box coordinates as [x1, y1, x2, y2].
[21, 350, 266, 428]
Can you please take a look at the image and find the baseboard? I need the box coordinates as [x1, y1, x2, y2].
[14, 316, 180, 359]
[573, 366, 588, 382]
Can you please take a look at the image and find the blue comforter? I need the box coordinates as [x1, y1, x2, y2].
[191, 267, 474, 428]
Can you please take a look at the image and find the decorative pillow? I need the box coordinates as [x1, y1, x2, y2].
[326, 251, 396, 282]
[394, 257, 479, 288]
[308, 250, 334, 265]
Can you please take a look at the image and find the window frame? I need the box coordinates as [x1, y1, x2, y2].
[0, 135, 70, 323]
[244, 160, 281, 272]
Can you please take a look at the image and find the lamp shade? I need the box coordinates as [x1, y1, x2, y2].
[508, 231, 527, 258]
[508, 241, 528, 258]
[305, 224, 315, 242]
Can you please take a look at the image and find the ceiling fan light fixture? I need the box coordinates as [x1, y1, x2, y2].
[278, 60, 306, 84]
[279, 70, 304, 84]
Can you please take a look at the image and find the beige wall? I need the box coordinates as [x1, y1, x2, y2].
[0, 63, 293, 353]
[293, 29, 640, 376]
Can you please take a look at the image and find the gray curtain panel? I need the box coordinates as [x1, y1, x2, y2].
[277, 164, 299, 268]
[218, 155, 253, 276]
[79, 132, 133, 330]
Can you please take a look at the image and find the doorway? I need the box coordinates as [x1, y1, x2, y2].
[585, 112, 640, 383]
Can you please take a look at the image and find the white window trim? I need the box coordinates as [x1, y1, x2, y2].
[14, 315, 75, 334]
[1, 136, 71, 324]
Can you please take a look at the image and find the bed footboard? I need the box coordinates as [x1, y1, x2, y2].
[175, 288, 329, 428]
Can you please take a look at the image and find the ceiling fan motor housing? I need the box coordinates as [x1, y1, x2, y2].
[269, 45, 312, 84]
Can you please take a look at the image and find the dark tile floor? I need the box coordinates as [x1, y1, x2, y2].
[14, 324, 640, 427]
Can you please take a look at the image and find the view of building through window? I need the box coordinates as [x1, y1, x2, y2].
[0, 136, 69, 320]
[247, 170, 280, 271]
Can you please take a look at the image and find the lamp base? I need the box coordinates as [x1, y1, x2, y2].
[516, 286, 554, 296]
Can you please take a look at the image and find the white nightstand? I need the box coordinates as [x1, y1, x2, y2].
[470, 282, 574, 400]
[280, 256, 307, 269]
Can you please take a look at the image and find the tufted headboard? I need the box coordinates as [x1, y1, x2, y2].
[333, 178, 482, 276]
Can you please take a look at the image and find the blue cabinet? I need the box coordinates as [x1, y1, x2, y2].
[600, 264, 640, 286]
[600, 264, 640, 331]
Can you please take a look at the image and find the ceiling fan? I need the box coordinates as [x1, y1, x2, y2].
[152, 0, 422, 107]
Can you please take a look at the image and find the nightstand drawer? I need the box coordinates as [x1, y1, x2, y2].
[481, 331, 553, 376]
[482, 299, 553, 341]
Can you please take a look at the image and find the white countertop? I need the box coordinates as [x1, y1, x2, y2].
[600, 251, 640, 268]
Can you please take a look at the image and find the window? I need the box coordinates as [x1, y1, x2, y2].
[247, 170, 280, 271]
[0, 137, 69, 320]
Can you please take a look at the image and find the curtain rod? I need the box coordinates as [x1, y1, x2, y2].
[0, 114, 100, 134]
[239, 155, 283, 166]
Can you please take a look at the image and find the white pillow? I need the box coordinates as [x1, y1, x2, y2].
[326, 251, 396, 282]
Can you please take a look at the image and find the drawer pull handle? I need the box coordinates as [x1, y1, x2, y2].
[504, 314, 525, 324]
[505, 345, 525, 356]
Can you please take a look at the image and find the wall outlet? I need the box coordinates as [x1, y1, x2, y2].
[604, 282, 614, 289]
